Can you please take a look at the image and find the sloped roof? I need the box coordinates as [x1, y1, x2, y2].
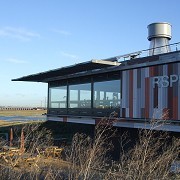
[12, 58, 119, 83]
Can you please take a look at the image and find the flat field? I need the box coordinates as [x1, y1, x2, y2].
[0, 110, 47, 127]
[0, 110, 47, 116]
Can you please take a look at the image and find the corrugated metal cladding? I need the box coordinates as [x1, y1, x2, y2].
[121, 62, 180, 120]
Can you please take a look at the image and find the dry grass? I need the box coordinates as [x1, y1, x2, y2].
[0, 120, 31, 127]
[105, 128, 180, 179]
[64, 119, 180, 180]
[0, 110, 46, 127]
[0, 110, 47, 117]
[66, 119, 116, 179]
[0, 119, 179, 179]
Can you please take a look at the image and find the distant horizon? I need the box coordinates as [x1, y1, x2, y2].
[0, 105, 47, 108]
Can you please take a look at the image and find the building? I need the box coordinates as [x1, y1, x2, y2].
[13, 22, 180, 132]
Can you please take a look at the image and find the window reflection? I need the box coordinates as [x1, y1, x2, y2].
[49, 79, 121, 112]
[69, 83, 91, 108]
[94, 80, 121, 109]
[49, 86, 67, 108]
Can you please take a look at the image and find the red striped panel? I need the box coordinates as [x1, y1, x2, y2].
[168, 88, 173, 119]
[168, 64, 173, 119]
[149, 66, 154, 77]
[173, 97, 178, 120]
[63, 117, 67, 122]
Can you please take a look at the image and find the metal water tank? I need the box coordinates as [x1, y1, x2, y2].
[147, 22, 172, 55]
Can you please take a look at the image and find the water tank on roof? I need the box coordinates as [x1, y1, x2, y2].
[147, 22, 172, 55]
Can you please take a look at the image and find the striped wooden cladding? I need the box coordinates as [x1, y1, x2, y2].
[129, 70, 133, 118]
[63, 117, 67, 122]
[145, 77, 149, 118]
[121, 62, 180, 120]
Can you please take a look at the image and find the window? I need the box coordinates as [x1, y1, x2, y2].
[69, 83, 91, 108]
[94, 80, 121, 109]
[49, 86, 67, 108]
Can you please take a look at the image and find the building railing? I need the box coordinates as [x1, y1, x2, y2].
[116, 42, 180, 61]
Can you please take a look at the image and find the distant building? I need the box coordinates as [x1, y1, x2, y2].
[13, 22, 180, 132]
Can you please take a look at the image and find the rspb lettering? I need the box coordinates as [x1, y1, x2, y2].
[152, 75, 180, 88]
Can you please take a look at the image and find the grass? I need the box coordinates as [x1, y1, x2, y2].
[0, 120, 46, 127]
[0, 119, 179, 179]
[0, 110, 47, 116]
[0, 110, 47, 127]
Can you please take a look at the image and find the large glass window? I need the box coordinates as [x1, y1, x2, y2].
[49, 86, 67, 108]
[69, 83, 91, 108]
[94, 80, 121, 109]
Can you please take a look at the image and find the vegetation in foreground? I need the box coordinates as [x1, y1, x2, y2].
[0, 120, 179, 180]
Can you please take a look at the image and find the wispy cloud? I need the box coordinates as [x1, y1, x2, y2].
[51, 28, 72, 35]
[6, 58, 28, 64]
[60, 51, 78, 59]
[16, 93, 26, 97]
[0, 27, 40, 41]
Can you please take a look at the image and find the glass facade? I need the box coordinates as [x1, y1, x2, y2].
[69, 83, 91, 108]
[94, 80, 121, 109]
[48, 78, 121, 116]
[49, 86, 67, 108]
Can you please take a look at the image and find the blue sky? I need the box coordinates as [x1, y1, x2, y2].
[0, 0, 180, 107]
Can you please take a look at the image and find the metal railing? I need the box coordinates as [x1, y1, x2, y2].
[116, 42, 180, 61]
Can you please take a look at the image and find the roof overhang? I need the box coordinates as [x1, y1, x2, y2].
[12, 59, 120, 83]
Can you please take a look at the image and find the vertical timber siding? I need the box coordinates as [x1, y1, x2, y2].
[121, 62, 180, 120]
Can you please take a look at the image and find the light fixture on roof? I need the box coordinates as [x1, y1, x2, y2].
[91, 59, 121, 66]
